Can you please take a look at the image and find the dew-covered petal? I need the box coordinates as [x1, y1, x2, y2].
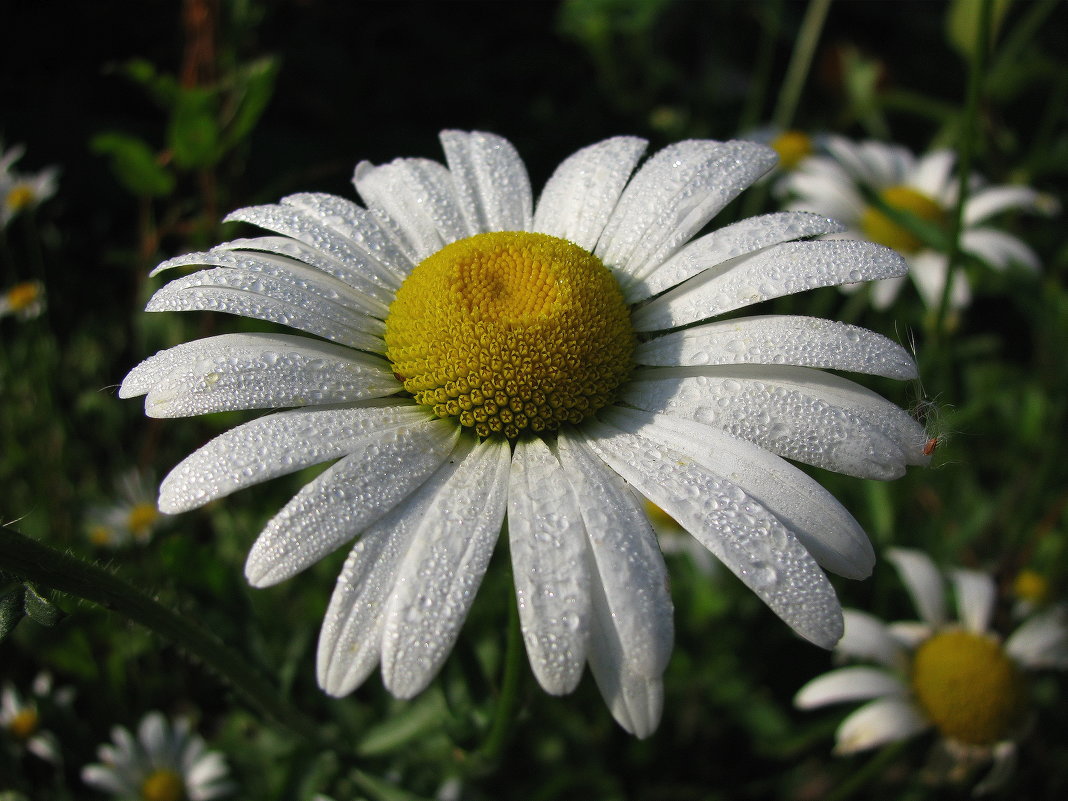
[620, 365, 927, 479]
[950, 568, 996, 634]
[581, 419, 843, 649]
[317, 438, 475, 696]
[507, 438, 592, 695]
[157, 401, 423, 512]
[838, 609, 908, 669]
[834, 697, 928, 754]
[630, 211, 845, 301]
[961, 228, 1041, 272]
[633, 240, 907, 331]
[795, 666, 906, 709]
[440, 130, 533, 233]
[598, 140, 777, 279]
[604, 407, 874, 580]
[245, 418, 460, 587]
[144, 268, 386, 351]
[1005, 607, 1068, 669]
[354, 158, 471, 261]
[886, 548, 946, 627]
[634, 314, 917, 380]
[225, 202, 410, 288]
[558, 429, 674, 737]
[532, 136, 648, 252]
[380, 438, 511, 698]
[120, 333, 398, 418]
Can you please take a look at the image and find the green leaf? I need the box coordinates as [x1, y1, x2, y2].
[0, 587, 23, 640]
[947, 0, 1014, 59]
[219, 56, 280, 153]
[91, 132, 176, 197]
[168, 88, 222, 169]
[356, 693, 449, 757]
[23, 582, 61, 627]
[119, 58, 180, 107]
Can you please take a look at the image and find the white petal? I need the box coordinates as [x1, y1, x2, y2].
[886, 549, 946, 627]
[838, 609, 908, 669]
[974, 741, 1017, 796]
[868, 274, 908, 310]
[907, 250, 971, 309]
[630, 211, 845, 301]
[532, 136, 648, 252]
[598, 140, 777, 279]
[1005, 607, 1068, 668]
[964, 185, 1041, 225]
[634, 314, 917, 379]
[605, 407, 874, 580]
[834, 697, 928, 754]
[558, 430, 674, 737]
[225, 202, 410, 287]
[120, 333, 398, 418]
[634, 240, 907, 331]
[582, 419, 842, 648]
[440, 130, 533, 233]
[795, 666, 906, 709]
[960, 228, 1041, 272]
[354, 158, 471, 261]
[380, 438, 511, 698]
[82, 765, 136, 795]
[620, 365, 927, 479]
[158, 401, 423, 512]
[317, 438, 475, 696]
[782, 160, 866, 223]
[887, 621, 934, 648]
[950, 568, 996, 633]
[144, 269, 385, 352]
[139, 711, 168, 758]
[909, 150, 955, 199]
[507, 438, 592, 695]
[245, 419, 460, 586]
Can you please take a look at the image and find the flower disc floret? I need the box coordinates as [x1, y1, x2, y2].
[385, 231, 634, 438]
[140, 769, 187, 801]
[911, 629, 1024, 745]
[861, 185, 945, 254]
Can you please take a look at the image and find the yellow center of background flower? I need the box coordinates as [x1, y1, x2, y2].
[771, 130, 813, 170]
[5, 185, 35, 212]
[5, 282, 41, 312]
[140, 769, 187, 801]
[128, 502, 160, 540]
[8, 708, 39, 740]
[860, 185, 945, 254]
[1013, 569, 1049, 606]
[910, 629, 1024, 745]
[385, 231, 634, 439]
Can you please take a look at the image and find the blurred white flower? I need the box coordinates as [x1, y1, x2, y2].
[123, 130, 927, 737]
[86, 470, 163, 548]
[1, 672, 73, 764]
[0, 142, 58, 228]
[796, 548, 1068, 794]
[81, 711, 232, 801]
[779, 136, 1055, 310]
[0, 281, 45, 321]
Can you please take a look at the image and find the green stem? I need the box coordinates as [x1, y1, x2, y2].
[0, 525, 326, 745]
[823, 740, 909, 801]
[473, 584, 524, 768]
[772, 0, 832, 132]
[932, 0, 992, 342]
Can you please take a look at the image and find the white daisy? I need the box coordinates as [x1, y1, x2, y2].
[86, 470, 164, 548]
[0, 143, 58, 228]
[796, 548, 1068, 792]
[121, 130, 928, 737]
[1, 672, 73, 764]
[81, 711, 232, 801]
[779, 135, 1054, 310]
[0, 281, 46, 321]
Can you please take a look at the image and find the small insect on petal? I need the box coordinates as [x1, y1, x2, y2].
[922, 437, 940, 457]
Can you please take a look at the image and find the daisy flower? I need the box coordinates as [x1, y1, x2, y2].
[82, 711, 232, 801]
[0, 281, 46, 321]
[1, 673, 73, 764]
[121, 130, 928, 736]
[795, 548, 1068, 792]
[0, 143, 58, 229]
[86, 470, 164, 548]
[779, 135, 1053, 310]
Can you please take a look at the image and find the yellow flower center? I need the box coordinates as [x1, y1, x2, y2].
[5, 282, 41, 312]
[385, 232, 634, 439]
[128, 502, 160, 540]
[5, 185, 35, 212]
[8, 707, 39, 740]
[1013, 569, 1049, 606]
[911, 629, 1025, 746]
[860, 185, 945, 254]
[771, 130, 813, 170]
[89, 525, 116, 546]
[140, 769, 187, 801]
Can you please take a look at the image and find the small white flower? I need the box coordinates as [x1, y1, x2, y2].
[86, 470, 164, 548]
[779, 135, 1054, 310]
[123, 130, 928, 736]
[81, 711, 232, 801]
[796, 548, 1068, 793]
[0, 281, 46, 321]
[0, 142, 58, 228]
[1, 672, 72, 764]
